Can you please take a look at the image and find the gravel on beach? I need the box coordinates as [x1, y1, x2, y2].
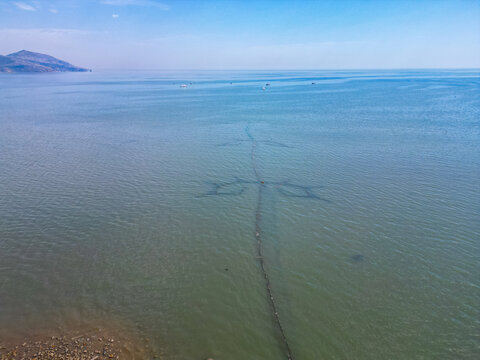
[0, 334, 122, 360]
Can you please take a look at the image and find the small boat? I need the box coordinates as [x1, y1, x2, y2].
[180, 84, 187, 88]
[262, 87, 266, 91]
[266, 83, 270, 86]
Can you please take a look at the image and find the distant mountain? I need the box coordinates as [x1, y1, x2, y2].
[0, 50, 90, 73]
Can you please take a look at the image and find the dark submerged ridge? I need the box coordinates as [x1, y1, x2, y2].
[198, 125, 332, 359]
[247, 125, 296, 360]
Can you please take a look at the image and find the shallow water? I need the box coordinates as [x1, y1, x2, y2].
[0, 70, 479, 359]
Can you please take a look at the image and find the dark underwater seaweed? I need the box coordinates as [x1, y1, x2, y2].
[350, 254, 365, 262]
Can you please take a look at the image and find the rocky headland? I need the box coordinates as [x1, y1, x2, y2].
[0, 50, 89, 73]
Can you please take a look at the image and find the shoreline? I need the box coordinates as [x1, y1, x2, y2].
[1, 334, 122, 360]
[0, 324, 151, 360]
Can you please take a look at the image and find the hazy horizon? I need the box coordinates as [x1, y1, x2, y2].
[0, 0, 479, 70]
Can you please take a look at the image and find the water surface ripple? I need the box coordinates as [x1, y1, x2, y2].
[0, 70, 479, 359]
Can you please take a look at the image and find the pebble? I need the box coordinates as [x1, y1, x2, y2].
[0, 332, 122, 360]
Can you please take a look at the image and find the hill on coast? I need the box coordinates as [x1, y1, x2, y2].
[0, 50, 89, 73]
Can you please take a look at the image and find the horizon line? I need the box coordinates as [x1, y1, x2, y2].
[81, 67, 480, 71]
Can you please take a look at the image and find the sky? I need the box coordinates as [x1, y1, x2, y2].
[0, 0, 479, 69]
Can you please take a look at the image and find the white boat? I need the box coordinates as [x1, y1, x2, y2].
[180, 84, 187, 88]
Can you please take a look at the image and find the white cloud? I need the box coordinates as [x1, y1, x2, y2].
[49, 8, 58, 14]
[100, 0, 169, 10]
[12, 2, 36, 11]
[112, 14, 119, 18]
[0, 28, 92, 39]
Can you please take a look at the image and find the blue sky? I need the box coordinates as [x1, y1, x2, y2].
[0, 0, 479, 69]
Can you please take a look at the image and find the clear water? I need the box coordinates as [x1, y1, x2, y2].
[0, 70, 479, 359]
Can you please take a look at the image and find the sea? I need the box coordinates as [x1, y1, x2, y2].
[0, 70, 479, 359]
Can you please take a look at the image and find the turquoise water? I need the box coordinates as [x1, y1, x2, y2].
[0, 70, 479, 359]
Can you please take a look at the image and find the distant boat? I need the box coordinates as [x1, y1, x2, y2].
[180, 84, 187, 88]
[262, 87, 266, 91]
[266, 83, 271, 86]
